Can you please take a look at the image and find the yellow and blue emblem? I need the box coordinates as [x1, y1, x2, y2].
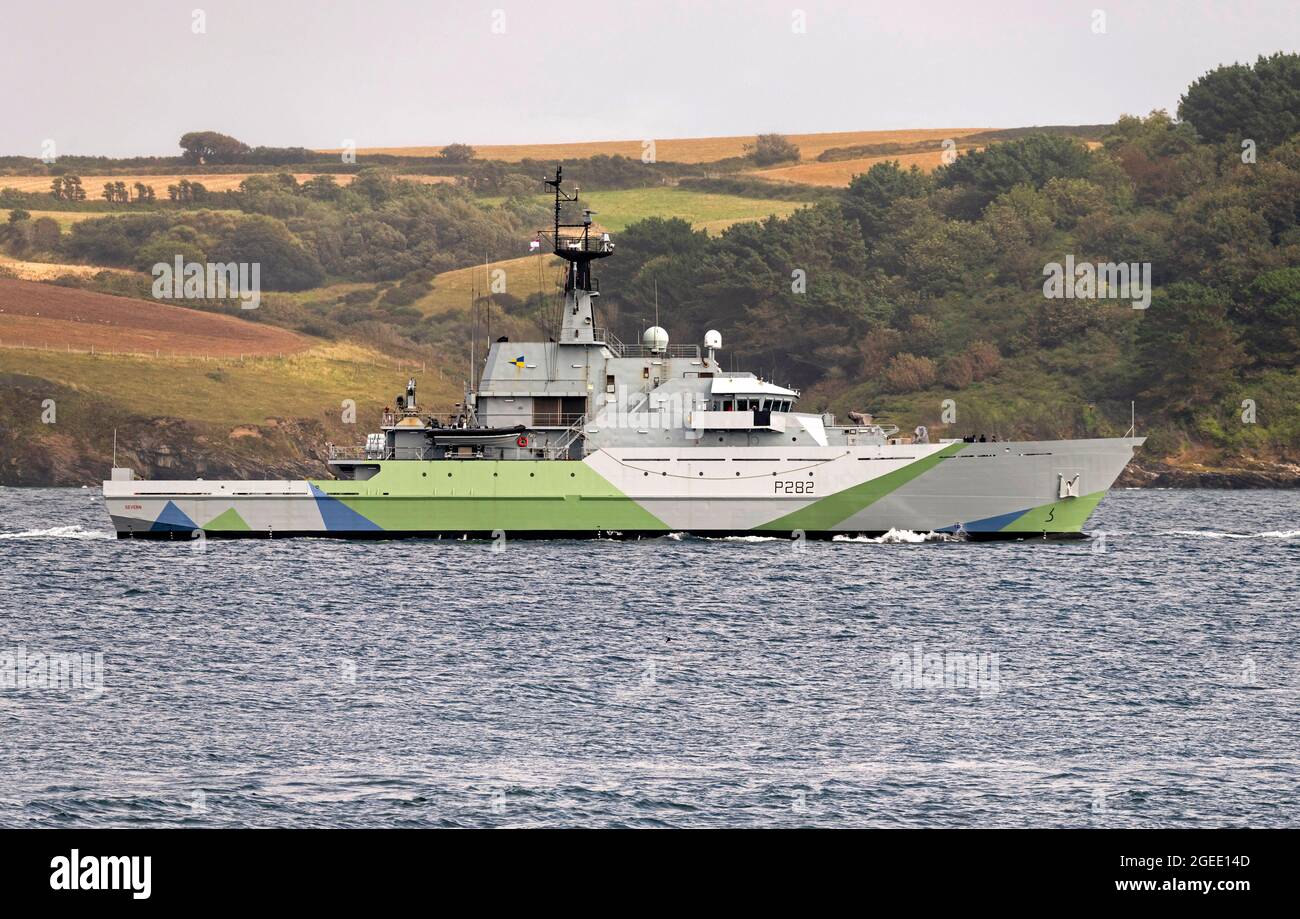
[511, 354, 526, 369]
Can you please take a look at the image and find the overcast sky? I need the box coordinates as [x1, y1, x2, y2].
[3, 0, 1298, 157]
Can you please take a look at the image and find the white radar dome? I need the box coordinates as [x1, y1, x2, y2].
[642, 326, 669, 352]
[704, 330, 722, 350]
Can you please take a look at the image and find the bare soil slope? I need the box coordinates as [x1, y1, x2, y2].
[0, 279, 307, 356]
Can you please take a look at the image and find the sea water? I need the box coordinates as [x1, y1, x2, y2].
[0, 487, 1296, 827]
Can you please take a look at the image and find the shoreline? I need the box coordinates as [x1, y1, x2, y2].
[1116, 460, 1300, 489]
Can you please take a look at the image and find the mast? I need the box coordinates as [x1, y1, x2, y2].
[540, 166, 614, 298]
[537, 167, 615, 347]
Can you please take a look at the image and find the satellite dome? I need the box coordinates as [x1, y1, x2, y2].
[642, 326, 669, 352]
[704, 330, 722, 350]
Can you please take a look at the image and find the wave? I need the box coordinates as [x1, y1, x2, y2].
[666, 529, 953, 544]
[1154, 529, 1300, 540]
[0, 525, 113, 540]
[663, 532, 784, 542]
[833, 528, 953, 544]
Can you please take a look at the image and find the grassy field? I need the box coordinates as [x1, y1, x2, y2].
[274, 280, 383, 306]
[338, 128, 990, 164]
[484, 187, 806, 234]
[0, 341, 457, 427]
[413, 254, 563, 316]
[4, 209, 119, 230]
[752, 148, 968, 185]
[581, 188, 804, 233]
[0, 252, 138, 281]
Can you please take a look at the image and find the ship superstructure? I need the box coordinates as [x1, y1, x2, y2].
[103, 169, 1144, 539]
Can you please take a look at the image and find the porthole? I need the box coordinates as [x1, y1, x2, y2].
[570, 472, 576, 477]
[530, 472, 535, 477]
[447, 472, 452, 478]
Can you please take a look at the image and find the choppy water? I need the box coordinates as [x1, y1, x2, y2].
[0, 487, 1296, 827]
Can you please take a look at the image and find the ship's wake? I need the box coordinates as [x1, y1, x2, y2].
[1102, 529, 1300, 541]
[0, 525, 114, 540]
[1159, 529, 1300, 540]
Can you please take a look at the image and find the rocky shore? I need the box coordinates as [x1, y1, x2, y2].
[1117, 459, 1300, 489]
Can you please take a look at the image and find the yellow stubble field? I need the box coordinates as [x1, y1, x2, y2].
[0, 173, 457, 196]
[333, 128, 991, 164]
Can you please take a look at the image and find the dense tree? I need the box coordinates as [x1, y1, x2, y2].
[50, 175, 86, 201]
[439, 143, 476, 163]
[1178, 52, 1300, 151]
[134, 226, 209, 272]
[935, 134, 1094, 219]
[30, 216, 60, 250]
[301, 174, 341, 201]
[100, 181, 130, 203]
[348, 169, 394, 205]
[1242, 268, 1300, 368]
[842, 161, 931, 247]
[66, 213, 170, 263]
[2, 220, 33, 254]
[1136, 282, 1244, 417]
[179, 131, 251, 164]
[166, 179, 209, 203]
[208, 214, 325, 290]
[1102, 111, 1208, 204]
[882, 353, 937, 393]
[749, 133, 801, 166]
[241, 145, 314, 165]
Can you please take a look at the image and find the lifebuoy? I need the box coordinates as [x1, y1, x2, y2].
[516, 435, 530, 448]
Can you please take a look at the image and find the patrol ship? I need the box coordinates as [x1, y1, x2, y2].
[103, 169, 1144, 540]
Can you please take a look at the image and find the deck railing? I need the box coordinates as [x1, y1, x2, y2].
[593, 328, 701, 360]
